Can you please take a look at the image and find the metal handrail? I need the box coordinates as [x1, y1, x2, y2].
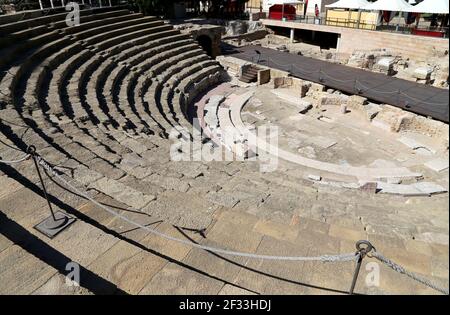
[266, 15, 448, 38]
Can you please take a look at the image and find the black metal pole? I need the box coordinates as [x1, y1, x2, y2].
[28, 145, 68, 230]
[349, 240, 374, 295]
[28, 146, 57, 221]
[349, 252, 364, 295]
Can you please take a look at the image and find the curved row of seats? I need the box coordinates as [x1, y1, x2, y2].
[0, 6, 225, 214]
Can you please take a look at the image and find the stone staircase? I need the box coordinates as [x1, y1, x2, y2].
[240, 65, 260, 83]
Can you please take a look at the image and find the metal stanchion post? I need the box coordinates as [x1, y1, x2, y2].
[349, 240, 374, 295]
[355, 79, 363, 95]
[319, 69, 324, 83]
[28, 146, 75, 238]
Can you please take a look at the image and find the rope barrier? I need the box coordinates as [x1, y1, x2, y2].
[238, 51, 258, 58]
[0, 138, 25, 152]
[399, 91, 449, 107]
[34, 152, 357, 262]
[320, 71, 355, 83]
[0, 153, 31, 165]
[0, 118, 30, 129]
[2, 146, 449, 294]
[233, 52, 449, 109]
[1, 70, 15, 77]
[292, 64, 320, 74]
[370, 251, 449, 295]
[267, 57, 292, 70]
[355, 80, 399, 95]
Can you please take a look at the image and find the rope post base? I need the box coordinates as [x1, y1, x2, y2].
[28, 146, 75, 238]
[349, 240, 374, 295]
[34, 211, 76, 239]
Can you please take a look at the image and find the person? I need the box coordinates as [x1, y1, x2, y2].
[315, 4, 319, 18]
[430, 14, 438, 28]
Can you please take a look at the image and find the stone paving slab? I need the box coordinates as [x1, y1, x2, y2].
[138, 262, 224, 295]
[0, 231, 13, 254]
[0, 187, 51, 223]
[370, 260, 446, 295]
[0, 245, 57, 295]
[181, 238, 249, 286]
[32, 273, 93, 295]
[424, 158, 449, 173]
[232, 235, 311, 295]
[0, 175, 24, 199]
[253, 219, 299, 242]
[376, 182, 426, 196]
[76, 194, 121, 227]
[398, 136, 437, 154]
[142, 190, 218, 229]
[218, 284, 257, 295]
[412, 182, 447, 195]
[35, 220, 120, 267]
[88, 239, 167, 294]
[90, 177, 155, 209]
[139, 223, 201, 261]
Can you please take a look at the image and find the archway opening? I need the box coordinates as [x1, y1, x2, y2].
[197, 35, 213, 57]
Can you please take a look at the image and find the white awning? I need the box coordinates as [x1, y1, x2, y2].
[364, 0, 414, 12]
[408, 0, 449, 14]
[325, 0, 370, 10]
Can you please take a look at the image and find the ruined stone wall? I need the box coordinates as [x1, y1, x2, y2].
[177, 24, 224, 58]
[338, 28, 449, 62]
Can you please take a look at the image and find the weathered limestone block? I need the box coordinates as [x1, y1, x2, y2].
[322, 50, 334, 60]
[433, 66, 449, 88]
[371, 105, 414, 132]
[204, 95, 224, 128]
[216, 55, 242, 77]
[298, 100, 313, 113]
[347, 51, 374, 68]
[364, 103, 382, 121]
[413, 67, 433, 80]
[396, 115, 449, 148]
[377, 58, 395, 70]
[373, 57, 395, 75]
[273, 77, 292, 89]
[346, 95, 367, 112]
[309, 82, 325, 93]
[346, 95, 381, 121]
[317, 93, 348, 107]
[372, 104, 448, 146]
[292, 78, 311, 97]
[257, 69, 270, 85]
[431, 46, 449, 58]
